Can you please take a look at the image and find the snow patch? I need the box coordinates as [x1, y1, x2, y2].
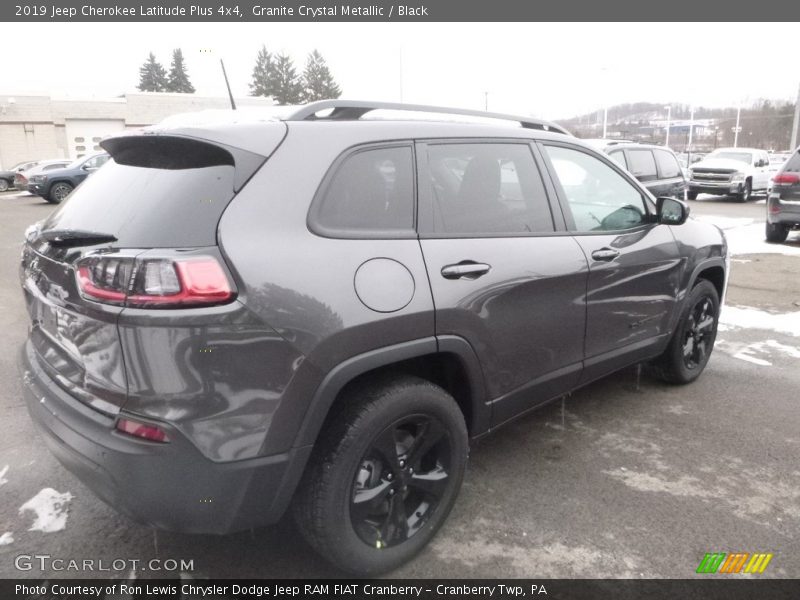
[19, 488, 74, 533]
[0, 532, 13, 546]
[0, 465, 8, 485]
[720, 306, 800, 337]
[718, 339, 800, 367]
[692, 215, 800, 256]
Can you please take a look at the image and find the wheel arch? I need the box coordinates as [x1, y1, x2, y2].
[690, 259, 726, 300]
[293, 336, 490, 450]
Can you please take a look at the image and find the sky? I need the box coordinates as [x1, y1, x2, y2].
[3, 22, 799, 120]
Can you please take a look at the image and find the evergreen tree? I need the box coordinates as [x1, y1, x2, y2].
[137, 52, 168, 93]
[270, 52, 304, 105]
[249, 45, 274, 97]
[301, 50, 342, 102]
[167, 48, 195, 93]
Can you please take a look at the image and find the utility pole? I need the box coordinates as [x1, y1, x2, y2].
[734, 104, 742, 148]
[664, 105, 672, 148]
[687, 105, 695, 163]
[791, 81, 800, 150]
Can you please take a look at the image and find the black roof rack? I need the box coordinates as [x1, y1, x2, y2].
[284, 100, 570, 136]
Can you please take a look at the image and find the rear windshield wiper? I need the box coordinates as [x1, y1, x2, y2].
[38, 229, 118, 247]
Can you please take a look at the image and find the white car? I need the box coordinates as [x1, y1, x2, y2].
[687, 147, 771, 202]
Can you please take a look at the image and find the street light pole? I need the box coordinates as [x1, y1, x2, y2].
[791, 80, 800, 150]
[687, 105, 695, 163]
[664, 105, 672, 148]
[734, 104, 741, 148]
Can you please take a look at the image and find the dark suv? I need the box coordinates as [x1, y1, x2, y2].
[27, 152, 110, 203]
[587, 140, 688, 200]
[19, 101, 728, 575]
[766, 146, 800, 243]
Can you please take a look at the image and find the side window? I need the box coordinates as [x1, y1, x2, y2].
[315, 145, 414, 233]
[654, 149, 681, 179]
[44, 164, 66, 171]
[96, 155, 109, 167]
[608, 151, 627, 169]
[426, 143, 554, 235]
[544, 145, 648, 233]
[626, 149, 658, 181]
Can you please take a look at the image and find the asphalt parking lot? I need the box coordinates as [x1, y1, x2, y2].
[0, 190, 798, 579]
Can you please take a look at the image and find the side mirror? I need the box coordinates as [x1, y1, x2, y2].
[657, 196, 689, 225]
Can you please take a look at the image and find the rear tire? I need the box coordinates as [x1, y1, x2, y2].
[0, 179, 9, 192]
[293, 376, 468, 575]
[47, 182, 73, 204]
[687, 190, 698, 200]
[649, 280, 719, 385]
[765, 222, 789, 243]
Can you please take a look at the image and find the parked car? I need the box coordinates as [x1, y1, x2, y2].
[687, 147, 771, 201]
[0, 159, 40, 191]
[593, 141, 688, 200]
[27, 152, 109, 203]
[14, 159, 72, 192]
[20, 101, 728, 575]
[765, 147, 800, 243]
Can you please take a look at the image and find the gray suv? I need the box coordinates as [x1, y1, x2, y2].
[19, 101, 728, 574]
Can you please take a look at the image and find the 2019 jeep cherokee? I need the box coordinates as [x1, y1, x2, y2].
[19, 101, 728, 574]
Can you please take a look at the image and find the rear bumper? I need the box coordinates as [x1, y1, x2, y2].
[20, 339, 311, 534]
[767, 197, 800, 226]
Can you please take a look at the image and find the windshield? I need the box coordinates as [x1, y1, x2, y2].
[707, 151, 752, 164]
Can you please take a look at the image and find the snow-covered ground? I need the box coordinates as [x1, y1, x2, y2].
[692, 214, 800, 257]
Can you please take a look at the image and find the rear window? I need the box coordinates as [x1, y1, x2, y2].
[784, 150, 800, 172]
[41, 137, 262, 248]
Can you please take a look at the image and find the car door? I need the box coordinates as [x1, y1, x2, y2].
[417, 140, 588, 426]
[539, 142, 683, 383]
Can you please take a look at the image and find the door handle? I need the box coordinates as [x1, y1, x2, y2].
[441, 261, 491, 280]
[591, 248, 620, 261]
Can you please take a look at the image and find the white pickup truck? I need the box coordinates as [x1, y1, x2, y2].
[687, 147, 771, 202]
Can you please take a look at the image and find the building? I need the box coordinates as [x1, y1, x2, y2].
[0, 92, 275, 169]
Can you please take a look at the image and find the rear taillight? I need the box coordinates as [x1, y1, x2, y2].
[116, 418, 170, 443]
[773, 173, 800, 185]
[76, 255, 234, 308]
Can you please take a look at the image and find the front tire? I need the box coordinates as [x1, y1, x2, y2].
[687, 190, 698, 200]
[736, 179, 752, 202]
[765, 222, 789, 243]
[47, 182, 73, 204]
[293, 376, 468, 575]
[650, 280, 720, 384]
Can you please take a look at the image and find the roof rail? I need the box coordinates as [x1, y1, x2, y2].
[284, 100, 571, 135]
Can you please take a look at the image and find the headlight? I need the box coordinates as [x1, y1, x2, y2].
[31, 175, 47, 183]
[731, 171, 745, 181]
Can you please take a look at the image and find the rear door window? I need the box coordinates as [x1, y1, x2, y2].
[653, 149, 681, 179]
[626, 150, 658, 181]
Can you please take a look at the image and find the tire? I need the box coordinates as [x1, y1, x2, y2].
[47, 182, 73, 204]
[765, 222, 789, 243]
[736, 179, 752, 202]
[0, 179, 9, 192]
[687, 190, 698, 200]
[293, 375, 468, 575]
[649, 279, 719, 385]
